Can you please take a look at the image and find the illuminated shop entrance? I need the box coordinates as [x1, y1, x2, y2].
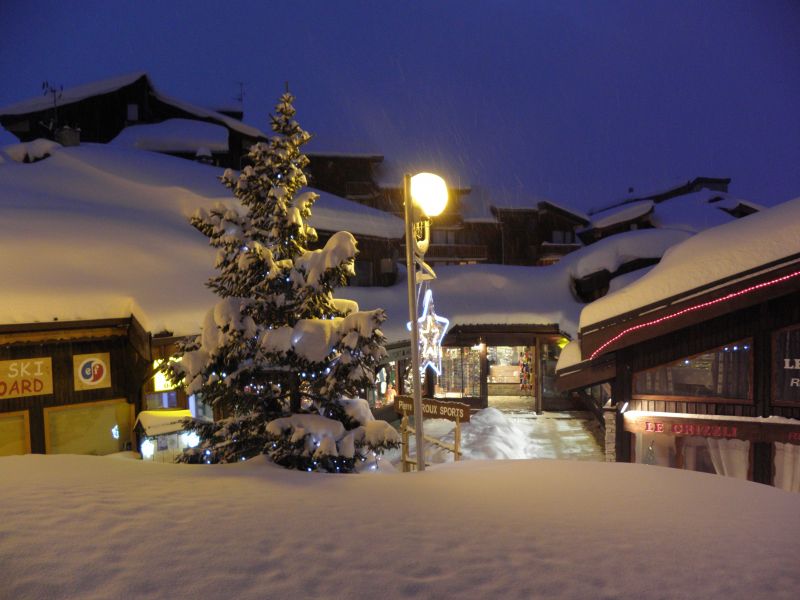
[434, 325, 574, 411]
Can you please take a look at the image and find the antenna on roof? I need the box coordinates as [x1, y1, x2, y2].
[234, 81, 245, 106]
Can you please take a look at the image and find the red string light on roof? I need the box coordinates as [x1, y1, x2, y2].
[588, 269, 800, 360]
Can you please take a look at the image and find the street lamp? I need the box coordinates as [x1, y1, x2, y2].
[404, 172, 448, 472]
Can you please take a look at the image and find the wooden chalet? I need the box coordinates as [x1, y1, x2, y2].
[0, 317, 151, 456]
[579, 177, 736, 245]
[557, 202, 800, 490]
[491, 200, 589, 266]
[0, 72, 267, 168]
[306, 152, 386, 210]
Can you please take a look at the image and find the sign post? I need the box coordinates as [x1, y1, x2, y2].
[396, 395, 470, 471]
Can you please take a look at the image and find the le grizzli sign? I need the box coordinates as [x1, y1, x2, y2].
[774, 325, 800, 405]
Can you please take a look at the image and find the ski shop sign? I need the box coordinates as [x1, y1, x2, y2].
[0, 357, 53, 399]
[395, 396, 470, 422]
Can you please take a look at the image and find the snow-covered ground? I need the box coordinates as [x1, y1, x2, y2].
[1, 454, 798, 599]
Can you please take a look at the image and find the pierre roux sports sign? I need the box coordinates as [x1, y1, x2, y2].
[0, 357, 53, 400]
[73, 353, 111, 391]
[395, 396, 471, 423]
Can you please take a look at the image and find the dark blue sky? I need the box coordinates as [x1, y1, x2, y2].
[1, 0, 798, 211]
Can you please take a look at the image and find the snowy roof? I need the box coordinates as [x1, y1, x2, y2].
[345, 228, 688, 344]
[580, 195, 800, 329]
[134, 410, 193, 436]
[567, 229, 690, 280]
[373, 158, 471, 191]
[537, 199, 590, 225]
[111, 119, 229, 153]
[585, 190, 758, 236]
[460, 187, 588, 225]
[0, 142, 402, 335]
[459, 185, 498, 223]
[555, 339, 582, 371]
[588, 201, 654, 230]
[0, 72, 267, 140]
[311, 188, 404, 240]
[0, 72, 147, 116]
[649, 191, 746, 232]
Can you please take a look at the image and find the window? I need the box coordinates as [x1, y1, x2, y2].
[439, 347, 481, 398]
[633, 432, 750, 480]
[0, 411, 30, 456]
[773, 442, 800, 492]
[189, 394, 213, 421]
[633, 340, 752, 402]
[145, 391, 178, 410]
[488, 346, 527, 383]
[44, 399, 132, 455]
[127, 103, 139, 121]
[552, 230, 573, 244]
[350, 259, 373, 286]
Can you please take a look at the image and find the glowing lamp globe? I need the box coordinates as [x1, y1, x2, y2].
[410, 172, 448, 217]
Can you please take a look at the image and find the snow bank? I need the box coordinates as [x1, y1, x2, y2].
[443, 407, 532, 460]
[1, 454, 798, 599]
[2, 138, 62, 162]
[581, 196, 800, 328]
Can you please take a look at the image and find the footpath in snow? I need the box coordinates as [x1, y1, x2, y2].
[400, 406, 604, 465]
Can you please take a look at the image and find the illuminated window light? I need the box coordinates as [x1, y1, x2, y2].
[589, 269, 800, 360]
[141, 438, 155, 459]
[111, 424, 120, 440]
[181, 431, 200, 448]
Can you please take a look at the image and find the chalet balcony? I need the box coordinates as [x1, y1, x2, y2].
[401, 243, 488, 262]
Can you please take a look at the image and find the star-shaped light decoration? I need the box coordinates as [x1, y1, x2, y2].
[407, 289, 449, 375]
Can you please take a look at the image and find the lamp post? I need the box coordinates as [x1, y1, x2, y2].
[403, 172, 448, 472]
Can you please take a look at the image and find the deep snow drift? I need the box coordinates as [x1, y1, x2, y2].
[1, 454, 798, 600]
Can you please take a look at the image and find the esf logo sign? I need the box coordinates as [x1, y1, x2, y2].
[79, 358, 106, 385]
[73, 353, 111, 391]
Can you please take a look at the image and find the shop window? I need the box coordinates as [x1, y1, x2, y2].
[0, 411, 30, 456]
[633, 340, 752, 402]
[773, 443, 800, 492]
[44, 399, 132, 455]
[772, 324, 800, 406]
[634, 432, 750, 479]
[488, 346, 526, 383]
[439, 347, 480, 398]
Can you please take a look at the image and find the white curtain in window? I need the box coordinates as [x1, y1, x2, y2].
[706, 438, 750, 479]
[773, 443, 800, 493]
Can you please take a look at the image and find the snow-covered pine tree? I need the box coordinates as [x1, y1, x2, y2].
[163, 91, 399, 471]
